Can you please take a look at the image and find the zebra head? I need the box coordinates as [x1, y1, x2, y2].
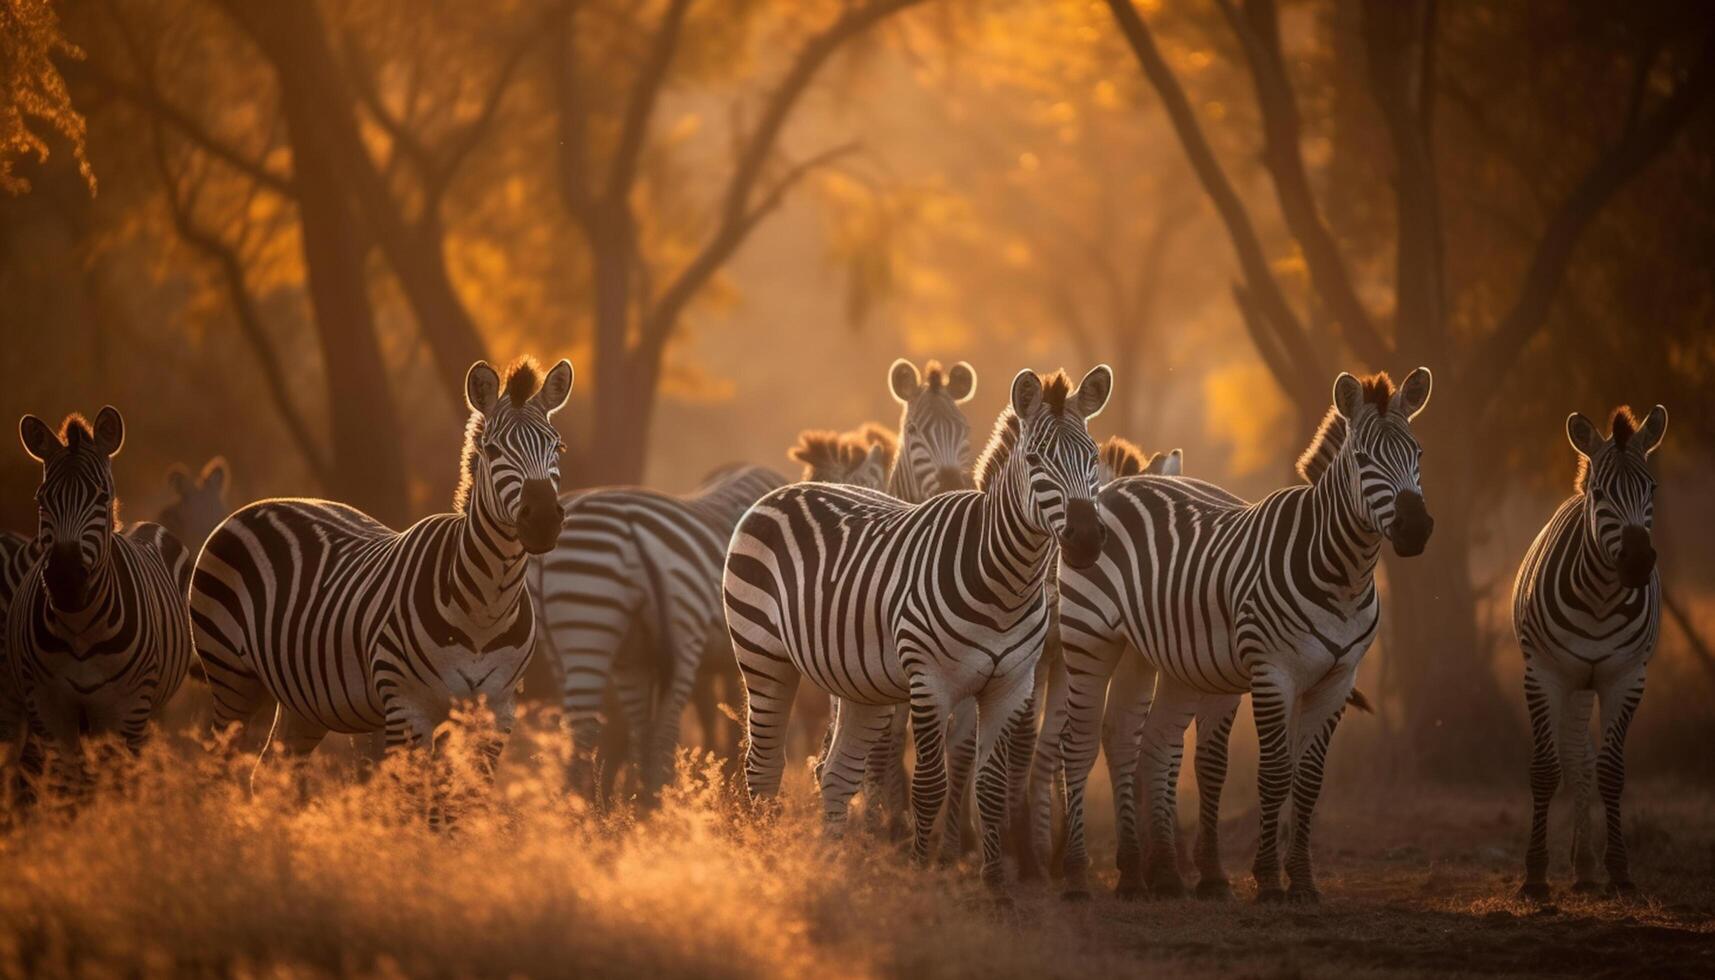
[789, 429, 891, 490]
[889, 359, 977, 499]
[1006, 365, 1111, 569]
[462, 358, 574, 555]
[1568, 405, 1667, 589]
[161, 456, 231, 550]
[20, 408, 125, 611]
[1096, 436, 1182, 481]
[1331, 367, 1434, 557]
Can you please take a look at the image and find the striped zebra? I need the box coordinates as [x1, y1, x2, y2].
[1516, 405, 1666, 902]
[190, 358, 572, 787]
[789, 428, 894, 491]
[4, 409, 193, 789]
[726, 365, 1112, 891]
[534, 460, 787, 801]
[1056, 368, 1434, 902]
[160, 456, 232, 553]
[1024, 438, 1197, 878]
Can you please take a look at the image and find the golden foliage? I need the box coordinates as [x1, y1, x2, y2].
[0, 0, 93, 194]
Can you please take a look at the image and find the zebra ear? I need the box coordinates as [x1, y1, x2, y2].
[167, 465, 195, 497]
[1332, 373, 1364, 420]
[1566, 412, 1603, 458]
[1074, 364, 1113, 420]
[466, 361, 501, 415]
[1395, 366, 1433, 421]
[1149, 448, 1183, 476]
[532, 359, 574, 416]
[946, 362, 977, 403]
[864, 442, 889, 472]
[1636, 404, 1668, 457]
[889, 359, 921, 404]
[1010, 369, 1044, 418]
[93, 406, 124, 458]
[201, 456, 229, 495]
[20, 415, 60, 461]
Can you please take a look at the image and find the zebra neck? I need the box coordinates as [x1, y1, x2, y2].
[1306, 455, 1384, 599]
[887, 457, 923, 504]
[457, 483, 528, 609]
[976, 460, 1054, 599]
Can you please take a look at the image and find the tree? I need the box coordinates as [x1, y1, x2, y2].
[2, 0, 92, 194]
[1104, 0, 1715, 776]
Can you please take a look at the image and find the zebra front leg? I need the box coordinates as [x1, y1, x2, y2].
[1027, 649, 1069, 877]
[906, 677, 951, 866]
[1283, 672, 1352, 903]
[1132, 678, 1199, 899]
[1056, 631, 1124, 899]
[973, 672, 1034, 898]
[1595, 666, 1647, 896]
[1191, 695, 1241, 899]
[1003, 696, 1040, 880]
[939, 700, 977, 865]
[28, 691, 87, 808]
[642, 646, 701, 804]
[1103, 655, 1158, 896]
[1520, 656, 1565, 901]
[251, 705, 329, 803]
[1558, 689, 1601, 891]
[1249, 664, 1297, 903]
[818, 699, 894, 838]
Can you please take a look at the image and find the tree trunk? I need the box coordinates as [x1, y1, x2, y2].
[282, 89, 410, 527]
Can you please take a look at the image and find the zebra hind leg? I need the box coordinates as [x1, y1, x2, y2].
[250, 705, 328, 804]
[818, 699, 894, 837]
[938, 702, 977, 865]
[905, 677, 951, 867]
[1192, 697, 1241, 899]
[1519, 659, 1563, 903]
[1132, 680, 1199, 899]
[1248, 664, 1297, 903]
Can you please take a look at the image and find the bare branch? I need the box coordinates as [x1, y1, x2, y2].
[1465, 28, 1715, 420]
[606, 0, 694, 202]
[1104, 0, 1325, 405]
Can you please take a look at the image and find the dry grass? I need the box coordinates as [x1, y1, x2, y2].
[0, 710, 1711, 979]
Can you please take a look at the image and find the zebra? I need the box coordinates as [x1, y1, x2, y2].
[1515, 405, 1666, 902]
[884, 358, 976, 502]
[4, 408, 194, 792]
[1024, 438, 1197, 879]
[1055, 368, 1434, 902]
[788, 428, 894, 490]
[190, 358, 572, 788]
[726, 365, 1112, 891]
[533, 457, 787, 802]
[160, 456, 232, 553]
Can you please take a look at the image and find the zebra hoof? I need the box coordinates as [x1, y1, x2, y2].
[1195, 879, 1233, 901]
[1062, 889, 1093, 903]
[1569, 880, 1603, 894]
[1516, 882, 1552, 904]
[1286, 884, 1320, 905]
[1605, 880, 1639, 899]
[1255, 886, 1287, 905]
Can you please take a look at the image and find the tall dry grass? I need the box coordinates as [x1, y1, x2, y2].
[0, 712, 1133, 979]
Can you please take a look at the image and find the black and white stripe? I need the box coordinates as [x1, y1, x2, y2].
[5, 408, 193, 788]
[726, 365, 1111, 891]
[533, 462, 786, 800]
[1515, 405, 1665, 902]
[1055, 368, 1434, 902]
[190, 359, 572, 787]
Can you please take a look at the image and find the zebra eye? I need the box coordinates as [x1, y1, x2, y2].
[483, 443, 503, 462]
[1024, 450, 1043, 468]
[1354, 451, 1374, 467]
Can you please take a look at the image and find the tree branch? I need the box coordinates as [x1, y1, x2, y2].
[1465, 28, 1715, 421]
[554, 0, 595, 225]
[1104, 0, 1325, 406]
[1219, 0, 1390, 367]
[606, 0, 694, 202]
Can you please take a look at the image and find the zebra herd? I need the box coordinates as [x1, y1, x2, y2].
[0, 353, 1669, 906]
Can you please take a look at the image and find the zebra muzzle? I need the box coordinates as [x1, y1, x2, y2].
[1059, 499, 1106, 569]
[1617, 525, 1655, 589]
[44, 543, 90, 610]
[1387, 490, 1433, 558]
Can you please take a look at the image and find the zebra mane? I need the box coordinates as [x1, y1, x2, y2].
[1295, 374, 1395, 484]
[1100, 436, 1149, 478]
[855, 423, 897, 472]
[973, 412, 1021, 492]
[503, 357, 541, 410]
[788, 430, 869, 481]
[59, 412, 95, 447]
[1574, 406, 1640, 492]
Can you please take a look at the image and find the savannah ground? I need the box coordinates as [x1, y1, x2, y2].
[0, 708, 1710, 979]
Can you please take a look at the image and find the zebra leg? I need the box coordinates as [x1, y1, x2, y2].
[1057, 632, 1125, 899]
[859, 704, 907, 838]
[556, 628, 630, 799]
[813, 696, 839, 789]
[1595, 666, 1646, 895]
[938, 700, 977, 865]
[733, 628, 800, 807]
[1249, 663, 1297, 903]
[973, 672, 1034, 897]
[1132, 678, 1199, 898]
[642, 641, 701, 803]
[29, 691, 86, 806]
[1283, 672, 1352, 903]
[1519, 657, 1566, 901]
[1559, 688, 1601, 891]
[818, 699, 895, 837]
[1103, 655, 1158, 897]
[1191, 695, 1241, 899]
[1003, 687, 1039, 879]
[251, 705, 328, 803]
[611, 655, 655, 801]
[906, 677, 951, 866]
[1026, 648, 1069, 878]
